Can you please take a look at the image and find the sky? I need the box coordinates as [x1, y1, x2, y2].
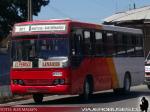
[33, 0, 150, 24]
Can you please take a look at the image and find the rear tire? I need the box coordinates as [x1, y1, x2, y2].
[113, 74, 131, 94]
[123, 74, 131, 94]
[33, 94, 44, 104]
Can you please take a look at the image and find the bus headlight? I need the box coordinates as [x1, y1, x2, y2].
[53, 79, 60, 85]
[52, 72, 62, 76]
[18, 80, 24, 85]
[60, 79, 65, 84]
[13, 80, 18, 84]
[53, 79, 65, 85]
[13, 79, 24, 85]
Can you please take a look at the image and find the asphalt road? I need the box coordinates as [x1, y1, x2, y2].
[2, 84, 150, 112]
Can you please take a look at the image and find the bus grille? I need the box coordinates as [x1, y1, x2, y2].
[23, 79, 53, 86]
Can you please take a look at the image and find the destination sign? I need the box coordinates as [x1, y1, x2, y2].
[39, 60, 62, 68]
[14, 24, 66, 33]
[13, 61, 32, 68]
[15, 25, 30, 33]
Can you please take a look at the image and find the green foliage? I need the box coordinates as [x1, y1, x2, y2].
[0, 0, 49, 37]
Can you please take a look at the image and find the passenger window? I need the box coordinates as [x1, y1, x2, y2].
[126, 35, 135, 57]
[106, 32, 115, 56]
[95, 32, 103, 55]
[84, 31, 91, 55]
[135, 35, 144, 57]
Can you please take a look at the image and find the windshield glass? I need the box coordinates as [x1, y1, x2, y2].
[38, 38, 69, 59]
[12, 35, 69, 61]
[12, 39, 37, 61]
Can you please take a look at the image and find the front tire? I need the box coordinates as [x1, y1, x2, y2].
[82, 79, 93, 101]
[113, 88, 122, 94]
[33, 94, 44, 104]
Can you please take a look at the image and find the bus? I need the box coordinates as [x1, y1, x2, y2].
[11, 19, 144, 103]
[145, 51, 150, 89]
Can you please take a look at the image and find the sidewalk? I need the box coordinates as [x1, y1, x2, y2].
[0, 95, 32, 104]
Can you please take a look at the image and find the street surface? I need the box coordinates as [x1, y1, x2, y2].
[1, 85, 150, 112]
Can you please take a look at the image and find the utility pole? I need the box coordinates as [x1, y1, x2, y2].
[27, 0, 32, 21]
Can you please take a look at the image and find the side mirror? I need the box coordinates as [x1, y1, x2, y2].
[72, 49, 75, 56]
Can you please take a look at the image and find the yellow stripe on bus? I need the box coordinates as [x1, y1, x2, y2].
[107, 58, 119, 88]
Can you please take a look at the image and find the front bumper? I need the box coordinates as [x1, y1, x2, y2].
[11, 85, 71, 95]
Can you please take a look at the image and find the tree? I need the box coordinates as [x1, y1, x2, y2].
[0, 0, 50, 38]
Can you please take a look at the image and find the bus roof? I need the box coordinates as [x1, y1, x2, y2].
[13, 19, 142, 35]
[14, 19, 72, 26]
[14, 19, 102, 29]
[102, 25, 143, 34]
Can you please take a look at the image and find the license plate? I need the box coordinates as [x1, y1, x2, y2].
[27, 88, 48, 92]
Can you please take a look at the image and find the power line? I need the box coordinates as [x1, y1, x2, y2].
[48, 0, 105, 22]
[48, 5, 73, 19]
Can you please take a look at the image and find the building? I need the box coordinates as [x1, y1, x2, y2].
[103, 6, 150, 56]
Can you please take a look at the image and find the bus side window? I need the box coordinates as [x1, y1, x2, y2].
[135, 35, 144, 57]
[83, 31, 91, 55]
[115, 33, 126, 57]
[126, 34, 135, 57]
[71, 33, 83, 55]
[113, 32, 117, 55]
[106, 32, 115, 56]
[122, 34, 128, 56]
[95, 32, 103, 56]
[71, 33, 83, 67]
[75, 34, 83, 56]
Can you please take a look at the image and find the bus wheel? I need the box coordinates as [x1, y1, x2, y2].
[147, 85, 150, 90]
[113, 88, 122, 94]
[123, 74, 131, 93]
[83, 79, 92, 101]
[33, 94, 44, 104]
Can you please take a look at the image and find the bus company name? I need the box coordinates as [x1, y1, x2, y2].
[13, 61, 32, 68]
[15, 24, 66, 33]
[40, 61, 61, 68]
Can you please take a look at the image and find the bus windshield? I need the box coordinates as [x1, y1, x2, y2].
[38, 38, 69, 59]
[12, 35, 69, 61]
